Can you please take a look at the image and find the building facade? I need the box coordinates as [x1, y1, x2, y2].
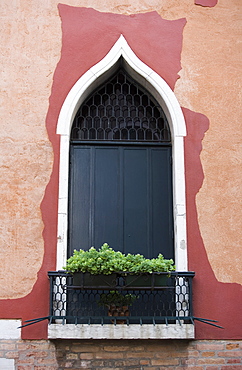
[0, 0, 241, 368]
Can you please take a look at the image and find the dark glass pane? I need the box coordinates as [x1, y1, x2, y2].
[70, 68, 171, 143]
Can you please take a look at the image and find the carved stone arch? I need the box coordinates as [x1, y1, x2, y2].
[56, 35, 187, 271]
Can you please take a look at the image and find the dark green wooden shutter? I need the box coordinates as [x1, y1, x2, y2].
[68, 145, 173, 259]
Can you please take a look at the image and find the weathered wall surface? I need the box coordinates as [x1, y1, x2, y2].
[1, 338, 242, 369]
[0, 1, 58, 298]
[173, 0, 242, 285]
[0, 0, 241, 339]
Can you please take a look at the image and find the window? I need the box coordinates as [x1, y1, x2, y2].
[56, 35, 187, 272]
[68, 67, 174, 259]
[50, 35, 193, 340]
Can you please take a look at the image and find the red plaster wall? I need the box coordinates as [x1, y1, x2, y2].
[183, 108, 242, 339]
[1, 4, 241, 340]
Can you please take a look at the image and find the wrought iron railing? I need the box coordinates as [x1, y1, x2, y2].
[48, 271, 195, 326]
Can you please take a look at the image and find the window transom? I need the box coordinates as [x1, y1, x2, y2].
[71, 69, 171, 143]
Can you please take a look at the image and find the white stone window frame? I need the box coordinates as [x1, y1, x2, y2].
[56, 34, 187, 272]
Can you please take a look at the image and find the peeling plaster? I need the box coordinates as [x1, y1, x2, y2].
[195, 0, 218, 7]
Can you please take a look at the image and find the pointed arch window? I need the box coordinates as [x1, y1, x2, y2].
[56, 35, 187, 272]
[68, 66, 174, 260]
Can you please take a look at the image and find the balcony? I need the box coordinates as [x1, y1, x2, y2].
[48, 271, 195, 339]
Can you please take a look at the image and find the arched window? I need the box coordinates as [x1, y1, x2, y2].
[56, 35, 187, 271]
[68, 66, 174, 259]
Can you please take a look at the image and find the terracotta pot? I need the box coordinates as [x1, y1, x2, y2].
[107, 304, 130, 324]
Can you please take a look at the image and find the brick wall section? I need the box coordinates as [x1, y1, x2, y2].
[0, 339, 242, 369]
[0, 340, 58, 370]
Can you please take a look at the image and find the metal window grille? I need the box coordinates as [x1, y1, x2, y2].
[48, 271, 195, 325]
[71, 69, 171, 143]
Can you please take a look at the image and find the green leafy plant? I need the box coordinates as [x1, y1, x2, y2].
[64, 243, 175, 274]
[98, 290, 137, 307]
[64, 243, 126, 274]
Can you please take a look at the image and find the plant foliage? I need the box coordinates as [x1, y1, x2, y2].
[98, 290, 137, 307]
[64, 243, 175, 274]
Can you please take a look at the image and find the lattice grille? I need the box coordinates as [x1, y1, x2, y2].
[71, 69, 171, 143]
[48, 271, 194, 325]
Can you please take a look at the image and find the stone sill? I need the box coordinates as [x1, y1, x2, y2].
[48, 323, 194, 340]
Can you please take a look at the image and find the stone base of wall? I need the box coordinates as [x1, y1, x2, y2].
[0, 339, 242, 369]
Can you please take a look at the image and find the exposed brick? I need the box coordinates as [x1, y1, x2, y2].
[18, 341, 54, 351]
[218, 350, 242, 357]
[95, 351, 124, 359]
[78, 360, 92, 368]
[184, 342, 197, 349]
[5, 350, 19, 359]
[66, 353, 78, 360]
[126, 351, 153, 358]
[18, 343, 38, 351]
[26, 350, 49, 358]
[143, 344, 175, 352]
[196, 342, 225, 351]
[71, 345, 100, 353]
[226, 342, 240, 350]
[140, 359, 150, 365]
[3, 338, 242, 370]
[36, 358, 58, 365]
[17, 357, 35, 364]
[38, 351, 52, 359]
[79, 352, 96, 360]
[227, 359, 242, 364]
[34, 367, 58, 370]
[0, 343, 16, 350]
[64, 361, 74, 368]
[103, 345, 132, 352]
[202, 351, 216, 357]
[61, 345, 71, 351]
[197, 358, 225, 365]
[112, 359, 140, 367]
[151, 358, 180, 366]
[89, 360, 105, 367]
[18, 352, 34, 361]
[99, 368, 123, 370]
[187, 350, 200, 357]
[182, 358, 197, 365]
[169, 351, 191, 358]
[125, 359, 141, 366]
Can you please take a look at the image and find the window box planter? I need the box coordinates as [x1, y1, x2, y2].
[124, 273, 167, 287]
[72, 272, 117, 287]
[64, 244, 176, 289]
